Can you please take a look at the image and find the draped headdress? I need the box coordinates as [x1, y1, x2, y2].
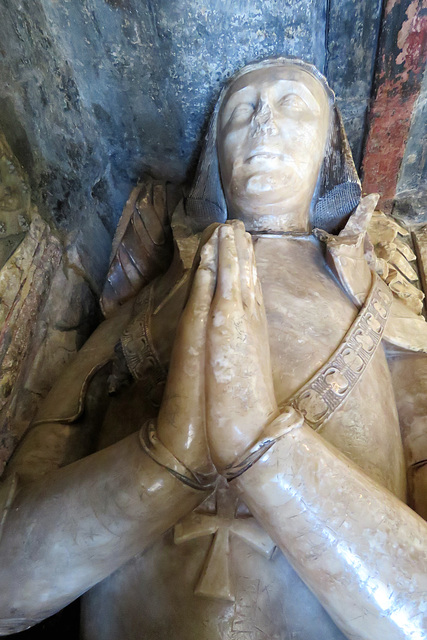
[185, 57, 361, 234]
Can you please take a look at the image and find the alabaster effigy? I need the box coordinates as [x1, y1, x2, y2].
[0, 58, 427, 640]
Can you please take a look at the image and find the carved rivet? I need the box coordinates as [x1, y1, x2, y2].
[355, 332, 374, 352]
[296, 389, 328, 423]
[366, 313, 382, 334]
[324, 368, 349, 395]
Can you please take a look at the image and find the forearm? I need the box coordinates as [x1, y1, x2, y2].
[236, 423, 427, 640]
[0, 432, 206, 633]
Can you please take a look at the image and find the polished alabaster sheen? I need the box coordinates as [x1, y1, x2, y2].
[237, 422, 427, 640]
[0, 434, 203, 629]
[217, 65, 331, 231]
[1, 58, 427, 640]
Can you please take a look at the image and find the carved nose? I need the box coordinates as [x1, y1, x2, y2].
[252, 100, 278, 136]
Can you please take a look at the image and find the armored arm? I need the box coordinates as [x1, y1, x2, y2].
[234, 418, 427, 640]
[0, 228, 219, 635]
[0, 433, 206, 635]
[205, 219, 427, 640]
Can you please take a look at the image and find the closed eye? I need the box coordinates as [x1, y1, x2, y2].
[228, 102, 256, 123]
[277, 94, 308, 112]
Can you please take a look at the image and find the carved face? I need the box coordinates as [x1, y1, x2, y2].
[217, 64, 331, 232]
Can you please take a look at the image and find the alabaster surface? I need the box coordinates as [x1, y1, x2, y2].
[0, 58, 426, 640]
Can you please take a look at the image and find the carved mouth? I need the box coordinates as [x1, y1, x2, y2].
[245, 151, 282, 164]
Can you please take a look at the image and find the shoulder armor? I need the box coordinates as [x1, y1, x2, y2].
[100, 175, 182, 318]
[366, 211, 425, 317]
[317, 195, 427, 354]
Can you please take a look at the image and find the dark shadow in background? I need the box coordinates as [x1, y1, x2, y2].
[7, 601, 80, 640]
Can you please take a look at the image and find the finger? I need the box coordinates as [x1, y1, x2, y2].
[214, 224, 242, 310]
[170, 228, 218, 380]
[185, 229, 218, 321]
[237, 228, 265, 323]
[157, 230, 218, 470]
[242, 239, 272, 391]
[227, 220, 257, 313]
[250, 237, 265, 310]
[230, 223, 264, 313]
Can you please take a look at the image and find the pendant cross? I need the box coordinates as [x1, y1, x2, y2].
[174, 478, 276, 602]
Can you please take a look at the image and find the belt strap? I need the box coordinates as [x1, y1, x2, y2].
[282, 274, 393, 430]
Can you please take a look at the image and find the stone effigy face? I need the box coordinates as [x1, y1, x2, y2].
[0, 58, 427, 640]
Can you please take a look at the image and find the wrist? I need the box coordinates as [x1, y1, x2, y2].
[156, 415, 215, 477]
[208, 399, 279, 472]
[221, 406, 304, 480]
[139, 419, 217, 491]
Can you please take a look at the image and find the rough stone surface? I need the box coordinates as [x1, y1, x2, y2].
[362, 0, 427, 213]
[395, 62, 427, 220]
[0, 215, 100, 474]
[0, 139, 99, 476]
[413, 226, 427, 308]
[0, 0, 383, 280]
[326, 0, 383, 168]
[0, 132, 32, 266]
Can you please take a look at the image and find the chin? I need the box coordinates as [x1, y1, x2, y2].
[236, 161, 303, 191]
[229, 170, 302, 208]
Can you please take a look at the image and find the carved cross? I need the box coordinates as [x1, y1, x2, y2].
[174, 477, 276, 602]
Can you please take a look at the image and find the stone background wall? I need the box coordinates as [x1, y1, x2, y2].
[1, 0, 425, 283]
[361, 0, 427, 217]
[0, 0, 387, 285]
[396, 66, 427, 220]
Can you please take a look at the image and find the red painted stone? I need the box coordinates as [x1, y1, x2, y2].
[362, 0, 427, 210]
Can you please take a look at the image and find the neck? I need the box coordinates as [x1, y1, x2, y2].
[250, 230, 313, 239]
[229, 207, 310, 234]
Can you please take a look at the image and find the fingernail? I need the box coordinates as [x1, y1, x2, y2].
[219, 224, 232, 238]
[200, 243, 214, 266]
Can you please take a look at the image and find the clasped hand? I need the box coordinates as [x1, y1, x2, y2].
[156, 221, 278, 477]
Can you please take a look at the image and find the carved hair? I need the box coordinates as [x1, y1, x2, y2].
[185, 56, 361, 233]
